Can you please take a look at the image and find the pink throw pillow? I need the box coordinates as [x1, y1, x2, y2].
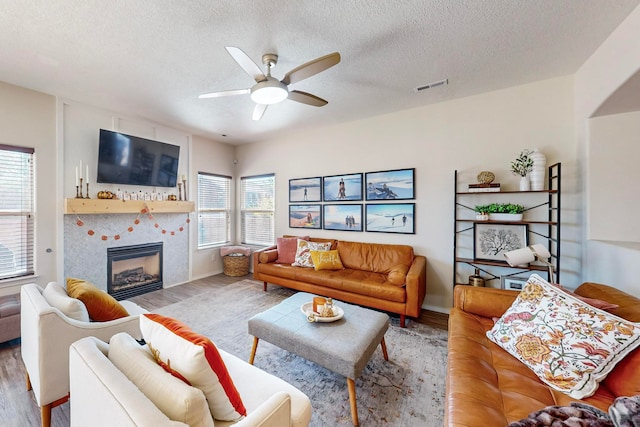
[276, 236, 308, 264]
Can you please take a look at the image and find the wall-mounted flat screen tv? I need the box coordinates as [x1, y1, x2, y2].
[97, 129, 180, 188]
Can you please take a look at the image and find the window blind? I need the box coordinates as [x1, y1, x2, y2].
[240, 174, 275, 246]
[0, 144, 35, 280]
[197, 172, 231, 248]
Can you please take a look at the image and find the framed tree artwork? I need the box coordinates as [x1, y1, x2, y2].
[474, 223, 528, 262]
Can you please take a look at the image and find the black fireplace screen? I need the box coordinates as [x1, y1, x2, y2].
[107, 242, 163, 300]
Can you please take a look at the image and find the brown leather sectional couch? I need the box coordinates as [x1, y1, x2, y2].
[253, 237, 427, 327]
[445, 283, 640, 426]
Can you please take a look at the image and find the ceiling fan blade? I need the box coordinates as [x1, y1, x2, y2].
[199, 88, 250, 99]
[281, 52, 341, 86]
[225, 46, 267, 83]
[252, 103, 268, 121]
[287, 90, 328, 107]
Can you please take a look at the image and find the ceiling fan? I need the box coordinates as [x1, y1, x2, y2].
[199, 47, 341, 120]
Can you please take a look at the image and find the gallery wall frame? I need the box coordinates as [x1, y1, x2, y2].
[473, 223, 529, 262]
[365, 168, 415, 201]
[289, 177, 322, 202]
[322, 173, 363, 202]
[289, 204, 322, 229]
[323, 204, 363, 231]
[365, 203, 415, 234]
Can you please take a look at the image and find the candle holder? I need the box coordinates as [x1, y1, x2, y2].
[182, 179, 187, 201]
[85, 182, 90, 198]
[178, 182, 183, 201]
[76, 178, 84, 198]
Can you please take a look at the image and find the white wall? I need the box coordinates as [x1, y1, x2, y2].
[190, 134, 236, 280]
[236, 75, 578, 311]
[0, 82, 57, 296]
[575, 4, 640, 296]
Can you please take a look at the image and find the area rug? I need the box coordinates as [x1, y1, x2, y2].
[156, 279, 448, 426]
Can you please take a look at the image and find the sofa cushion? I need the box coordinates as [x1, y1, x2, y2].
[42, 281, 90, 322]
[310, 250, 344, 271]
[66, 278, 129, 322]
[259, 249, 278, 264]
[140, 313, 247, 421]
[292, 239, 331, 267]
[337, 240, 413, 274]
[387, 264, 410, 286]
[487, 274, 640, 399]
[108, 332, 213, 427]
[276, 236, 308, 264]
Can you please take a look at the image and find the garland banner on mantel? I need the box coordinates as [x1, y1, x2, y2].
[72, 205, 191, 241]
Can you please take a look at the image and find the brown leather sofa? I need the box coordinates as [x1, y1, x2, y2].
[253, 237, 426, 327]
[445, 283, 640, 426]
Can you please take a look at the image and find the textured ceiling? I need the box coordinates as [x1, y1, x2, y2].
[0, 1, 638, 144]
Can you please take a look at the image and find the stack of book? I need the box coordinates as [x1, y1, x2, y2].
[468, 183, 501, 192]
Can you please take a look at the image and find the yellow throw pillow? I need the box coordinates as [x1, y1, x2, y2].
[310, 250, 344, 271]
[66, 278, 129, 322]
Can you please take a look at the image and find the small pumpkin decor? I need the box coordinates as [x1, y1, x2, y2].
[97, 191, 116, 199]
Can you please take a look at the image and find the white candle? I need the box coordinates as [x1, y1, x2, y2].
[75, 167, 78, 186]
[86, 165, 89, 184]
[79, 160, 82, 179]
[180, 174, 186, 182]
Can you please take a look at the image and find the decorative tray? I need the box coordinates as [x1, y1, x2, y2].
[300, 302, 344, 323]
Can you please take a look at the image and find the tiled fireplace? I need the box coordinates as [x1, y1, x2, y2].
[64, 212, 189, 293]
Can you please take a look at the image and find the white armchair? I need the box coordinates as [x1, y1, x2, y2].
[20, 283, 147, 427]
[69, 336, 312, 427]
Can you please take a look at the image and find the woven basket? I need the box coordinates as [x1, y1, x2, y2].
[223, 255, 249, 276]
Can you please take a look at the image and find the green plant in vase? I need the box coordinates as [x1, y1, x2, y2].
[511, 149, 534, 191]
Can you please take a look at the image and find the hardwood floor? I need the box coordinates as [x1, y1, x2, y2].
[0, 274, 447, 426]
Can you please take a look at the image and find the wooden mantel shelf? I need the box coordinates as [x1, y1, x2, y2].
[65, 198, 195, 214]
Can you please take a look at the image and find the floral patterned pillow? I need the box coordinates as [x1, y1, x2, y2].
[486, 274, 640, 399]
[291, 239, 331, 268]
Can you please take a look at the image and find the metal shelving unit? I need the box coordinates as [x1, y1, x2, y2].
[453, 163, 561, 287]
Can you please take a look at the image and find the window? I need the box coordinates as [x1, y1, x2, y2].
[197, 172, 231, 248]
[241, 174, 275, 246]
[0, 144, 35, 280]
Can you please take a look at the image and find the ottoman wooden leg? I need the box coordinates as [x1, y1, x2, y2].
[347, 377, 359, 426]
[380, 337, 389, 361]
[26, 372, 32, 391]
[41, 403, 52, 427]
[249, 337, 259, 365]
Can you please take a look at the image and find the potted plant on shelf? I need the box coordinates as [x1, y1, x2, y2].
[474, 203, 525, 221]
[511, 149, 534, 191]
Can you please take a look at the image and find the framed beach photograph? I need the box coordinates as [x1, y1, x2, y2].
[322, 173, 363, 202]
[289, 204, 322, 229]
[474, 223, 529, 262]
[365, 168, 415, 200]
[323, 204, 363, 231]
[289, 177, 322, 202]
[501, 275, 531, 291]
[365, 203, 415, 234]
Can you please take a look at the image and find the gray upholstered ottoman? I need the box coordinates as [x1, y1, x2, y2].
[248, 292, 389, 426]
[0, 293, 21, 343]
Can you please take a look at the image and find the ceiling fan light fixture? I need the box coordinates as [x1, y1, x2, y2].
[250, 78, 288, 104]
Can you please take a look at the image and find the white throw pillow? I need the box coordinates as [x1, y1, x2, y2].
[42, 281, 90, 322]
[108, 332, 213, 427]
[291, 239, 332, 267]
[140, 314, 247, 422]
[487, 274, 640, 399]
